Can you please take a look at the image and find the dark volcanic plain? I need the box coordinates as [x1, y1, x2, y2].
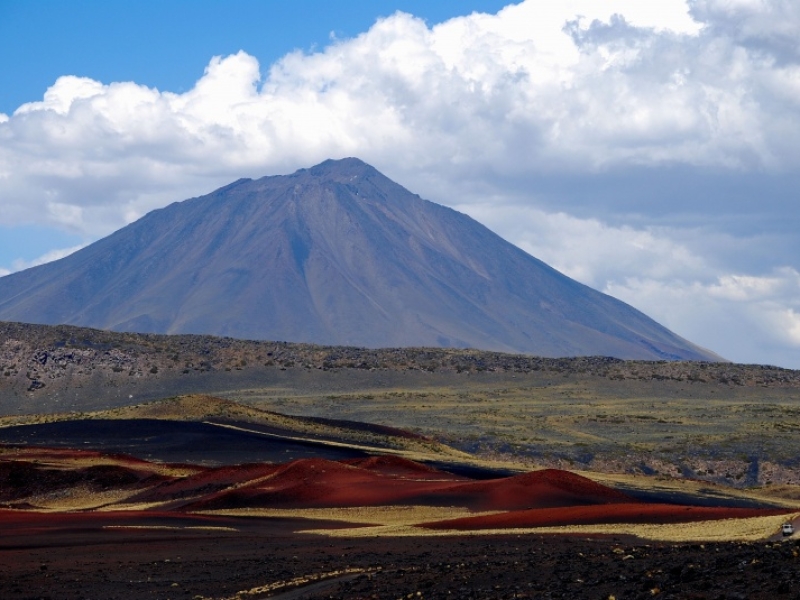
[6, 525, 800, 600]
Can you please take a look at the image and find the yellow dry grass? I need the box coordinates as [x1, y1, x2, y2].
[94, 500, 187, 512]
[0, 394, 470, 462]
[196, 505, 499, 526]
[579, 470, 800, 509]
[0, 446, 201, 478]
[24, 487, 143, 511]
[302, 512, 800, 542]
[102, 525, 239, 532]
[203, 420, 470, 464]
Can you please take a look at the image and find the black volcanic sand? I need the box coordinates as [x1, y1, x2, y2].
[0, 419, 370, 465]
[2, 516, 799, 600]
[0, 419, 518, 479]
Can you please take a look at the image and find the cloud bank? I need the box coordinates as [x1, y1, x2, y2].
[1, 0, 799, 366]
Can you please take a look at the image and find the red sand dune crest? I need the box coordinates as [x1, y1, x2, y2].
[422, 503, 796, 530]
[0, 460, 166, 503]
[432, 468, 637, 511]
[268, 457, 361, 479]
[1, 447, 103, 461]
[181, 462, 638, 512]
[186, 458, 389, 509]
[341, 456, 462, 479]
[4, 446, 789, 534]
[0, 445, 155, 468]
[128, 463, 281, 505]
[250, 457, 380, 490]
[184, 458, 468, 510]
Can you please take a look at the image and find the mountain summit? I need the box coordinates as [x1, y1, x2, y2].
[0, 158, 719, 360]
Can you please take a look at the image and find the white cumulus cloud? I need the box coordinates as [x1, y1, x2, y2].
[461, 202, 800, 367]
[1, 0, 799, 366]
[2, 0, 799, 234]
[607, 267, 800, 367]
[4, 245, 87, 274]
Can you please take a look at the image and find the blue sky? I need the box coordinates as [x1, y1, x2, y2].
[0, 0, 509, 262]
[0, 0, 506, 264]
[0, 0, 510, 114]
[1, 0, 799, 368]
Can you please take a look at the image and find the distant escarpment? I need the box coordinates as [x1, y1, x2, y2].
[0, 321, 795, 413]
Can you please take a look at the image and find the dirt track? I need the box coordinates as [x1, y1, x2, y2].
[3, 517, 800, 600]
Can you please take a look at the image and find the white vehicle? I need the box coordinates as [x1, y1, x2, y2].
[782, 523, 794, 537]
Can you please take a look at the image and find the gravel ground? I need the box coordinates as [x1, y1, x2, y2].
[2, 517, 799, 599]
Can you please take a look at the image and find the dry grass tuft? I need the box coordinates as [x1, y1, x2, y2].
[304, 512, 800, 542]
[196, 505, 498, 527]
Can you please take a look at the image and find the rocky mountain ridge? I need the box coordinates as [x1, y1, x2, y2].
[1, 322, 796, 403]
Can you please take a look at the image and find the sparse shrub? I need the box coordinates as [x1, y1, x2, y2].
[149, 366, 158, 374]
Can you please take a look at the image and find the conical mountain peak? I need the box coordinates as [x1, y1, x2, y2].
[0, 159, 721, 361]
[307, 157, 375, 177]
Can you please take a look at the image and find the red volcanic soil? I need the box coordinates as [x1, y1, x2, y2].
[3, 447, 800, 600]
[127, 462, 281, 505]
[341, 455, 458, 478]
[184, 457, 460, 510]
[2, 447, 794, 533]
[422, 503, 796, 530]
[0, 446, 161, 469]
[428, 468, 637, 511]
[184, 461, 643, 512]
[0, 460, 167, 504]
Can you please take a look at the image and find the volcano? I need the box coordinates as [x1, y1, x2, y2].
[0, 158, 719, 360]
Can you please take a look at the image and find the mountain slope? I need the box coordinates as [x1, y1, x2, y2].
[0, 158, 719, 360]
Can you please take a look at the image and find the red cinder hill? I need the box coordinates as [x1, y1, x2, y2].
[430, 468, 638, 511]
[421, 504, 793, 530]
[1, 447, 793, 530]
[182, 460, 637, 511]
